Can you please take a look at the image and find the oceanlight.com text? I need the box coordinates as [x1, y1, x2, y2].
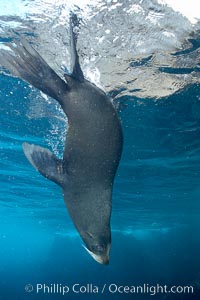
[25, 283, 194, 296]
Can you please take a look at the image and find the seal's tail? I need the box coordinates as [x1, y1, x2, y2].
[0, 39, 69, 104]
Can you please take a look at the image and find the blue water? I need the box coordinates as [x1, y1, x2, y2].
[0, 42, 200, 300]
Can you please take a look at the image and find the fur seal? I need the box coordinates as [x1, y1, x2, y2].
[0, 15, 123, 265]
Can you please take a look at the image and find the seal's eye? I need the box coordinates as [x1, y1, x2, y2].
[95, 245, 104, 252]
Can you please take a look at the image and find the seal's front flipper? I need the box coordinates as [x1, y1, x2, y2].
[0, 39, 69, 105]
[23, 142, 65, 187]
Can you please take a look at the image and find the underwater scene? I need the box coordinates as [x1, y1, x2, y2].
[0, 1, 200, 299]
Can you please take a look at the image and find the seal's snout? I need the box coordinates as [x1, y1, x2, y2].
[100, 256, 109, 265]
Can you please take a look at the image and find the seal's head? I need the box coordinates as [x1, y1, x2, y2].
[65, 188, 113, 265]
[82, 231, 111, 265]
[83, 242, 111, 265]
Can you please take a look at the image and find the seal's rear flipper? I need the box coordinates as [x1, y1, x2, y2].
[69, 13, 84, 82]
[0, 39, 69, 105]
[23, 142, 65, 187]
